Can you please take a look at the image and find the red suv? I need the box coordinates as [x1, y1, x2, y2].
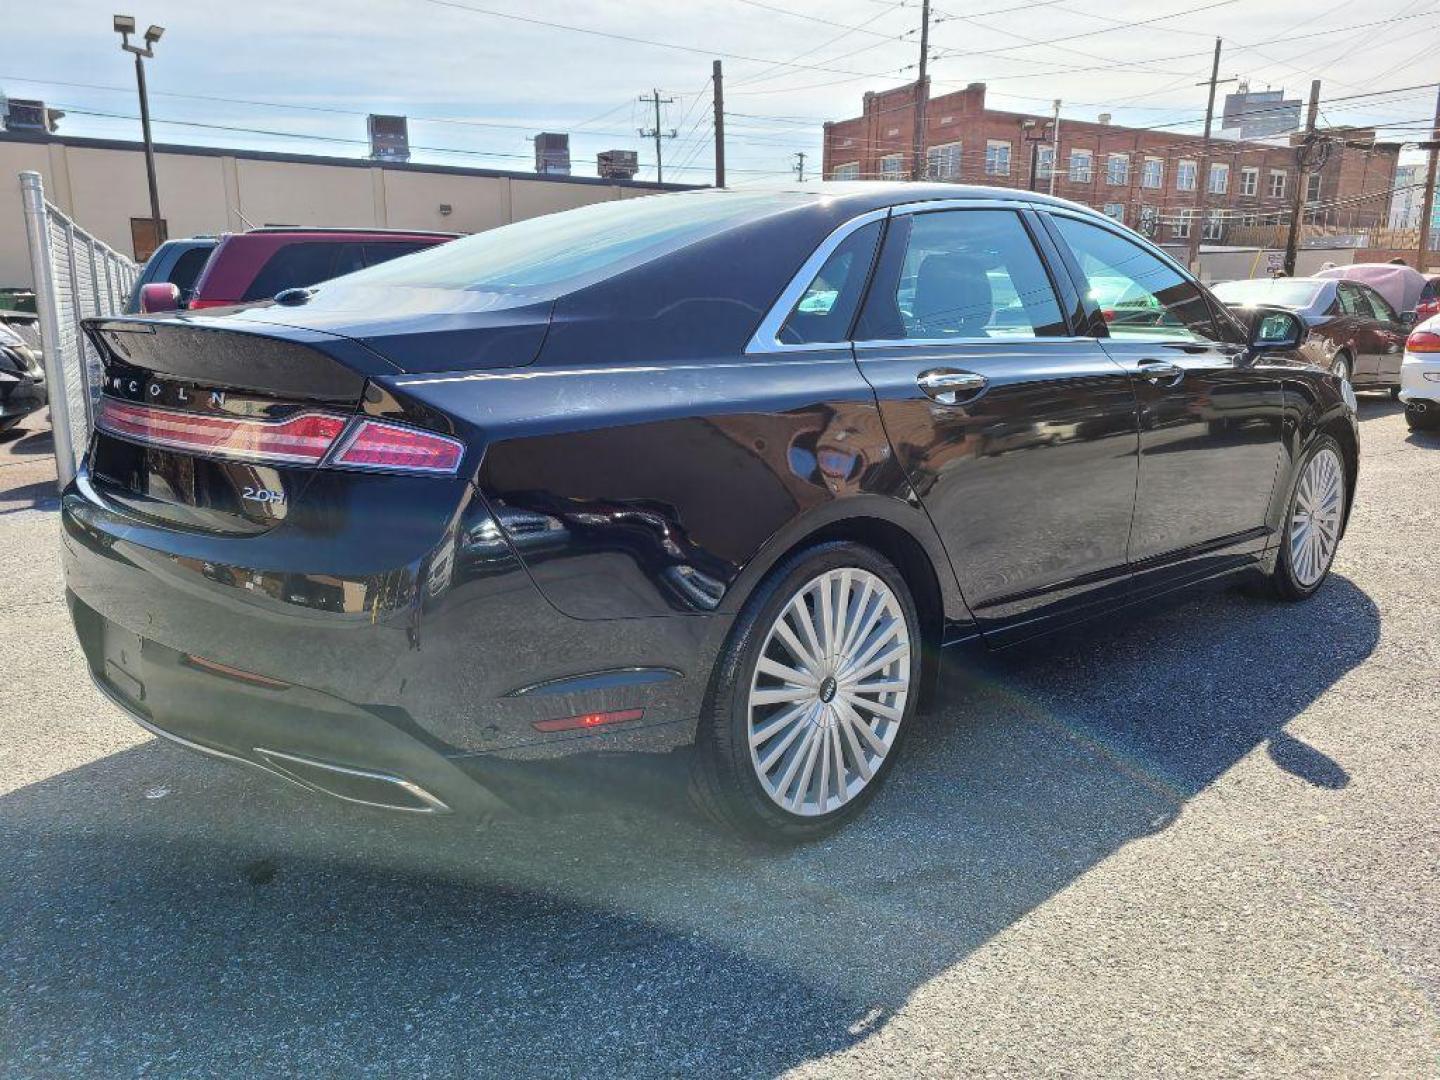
[183, 227, 458, 310]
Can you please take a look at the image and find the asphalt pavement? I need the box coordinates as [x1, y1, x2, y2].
[1, 399, 1437, 1078]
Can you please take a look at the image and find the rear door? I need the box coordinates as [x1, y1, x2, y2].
[851, 203, 1141, 643]
[1040, 211, 1285, 592]
[1355, 283, 1407, 383]
[1335, 282, 1379, 378]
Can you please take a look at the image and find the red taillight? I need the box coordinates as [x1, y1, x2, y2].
[186, 298, 233, 310]
[97, 398, 347, 465]
[1407, 330, 1440, 354]
[328, 418, 464, 475]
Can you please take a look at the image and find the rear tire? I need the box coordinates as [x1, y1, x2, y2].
[1262, 435, 1347, 601]
[1390, 385, 1402, 401]
[689, 542, 922, 842]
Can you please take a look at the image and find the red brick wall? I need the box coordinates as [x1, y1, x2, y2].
[821, 82, 1398, 244]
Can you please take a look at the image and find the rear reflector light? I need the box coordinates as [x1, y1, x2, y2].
[1406, 330, 1440, 353]
[531, 709, 645, 733]
[328, 418, 464, 475]
[183, 653, 291, 689]
[97, 398, 347, 465]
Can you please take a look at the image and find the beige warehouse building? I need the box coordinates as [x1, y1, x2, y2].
[0, 131, 690, 288]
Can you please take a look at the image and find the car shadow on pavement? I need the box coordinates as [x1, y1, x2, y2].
[0, 576, 1378, 1076]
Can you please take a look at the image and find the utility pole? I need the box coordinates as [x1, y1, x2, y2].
[1048, 99, 1061, 196]
[910, 0, 931, 181]
[114, 16, 165, 254]
[1416, 85, 1440, 272]
[793, 151, 807, 183]
[1185, 37, 1228, 274]
[638, 89, 676, 183]
[712, 60, 726, 188]
[1283, 79, 1322, 277]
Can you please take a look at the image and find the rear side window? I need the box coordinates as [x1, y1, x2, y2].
[241, 242, 367, 301]
[168, 246, 213, 301]
[855, 209, 1067, 341]
[362, 242, 433, 267]
[1052, 215, 1218, 343]
[1362, 285, 1398, 324]
[778, 220, 881, 345]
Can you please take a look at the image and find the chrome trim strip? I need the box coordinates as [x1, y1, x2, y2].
[744, 207, 891, 356]
[852, 336, 1102, 352]
[253, 747, 452, 814]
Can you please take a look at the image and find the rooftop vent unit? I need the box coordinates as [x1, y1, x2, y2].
[597, 149, 639, 180]
[368, 114, 410, 162]
[3, 97, 63, 133]
[534, 132, 571, 176]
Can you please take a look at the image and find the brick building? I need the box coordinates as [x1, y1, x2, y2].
[822, 81, 1401, 246]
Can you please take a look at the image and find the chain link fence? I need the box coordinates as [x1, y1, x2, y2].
[20, 170, 140, 487]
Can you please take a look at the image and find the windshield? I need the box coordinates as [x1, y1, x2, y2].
[1211, 278, 1324, 310]
[334, 191, 802, 296]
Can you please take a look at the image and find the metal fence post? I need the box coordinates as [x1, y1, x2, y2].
[19, 171, 78, 487]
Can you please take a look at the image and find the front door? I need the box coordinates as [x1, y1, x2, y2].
[1353, 283, 1408, 383]
[1040, 212, 1286, 593]
[850, 205, 1141, 644]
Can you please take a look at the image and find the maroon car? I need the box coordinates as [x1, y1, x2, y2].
[183, 227, 458, 310]
[1212, 276, 1408, 392]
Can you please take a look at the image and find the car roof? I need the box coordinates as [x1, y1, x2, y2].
[699, 181, 1102, 217]
[242, 226, 462, 238]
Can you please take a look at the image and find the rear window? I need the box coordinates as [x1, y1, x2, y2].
[242, 242, 368, 302]
[337, 192, 804, 296]
[1212, 278, 1323, 309]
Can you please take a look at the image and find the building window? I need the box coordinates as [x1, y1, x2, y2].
[1208, 163, 1229, 194]
[1239, 211, 1259, 226]
[1173, 209, 1195, 239]
[1138, 205, 1158, 236]
[1069, 149, 1093, 182]
[1268, 169, 1287, 198]
[1203, 210, 1224, 240]
[839, 137, 854, 149]
[1240, 167, 1258, 197]
[879, 154, 904, 179]
[985, 140, 1011, 176]
[832, 161, 860, 181]
[1177, 160, 1197, 191]
[886, 127, 900, 137]
[1141, 157, 1163, 189]
[1102, 202, 1125, 223]
[927, 142, 962, 181]
[1306, 172, 1322, 202]
[1105, 154, 1130, 186]
[1035, 145, 1055, 179]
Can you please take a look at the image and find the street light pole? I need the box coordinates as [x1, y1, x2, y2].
[114, 15, 165, 251]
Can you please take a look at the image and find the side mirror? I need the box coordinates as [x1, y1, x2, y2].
[139, 282, 181, 314]
[1248, 306, 1303, 351]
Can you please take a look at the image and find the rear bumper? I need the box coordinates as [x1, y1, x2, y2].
[1398, 355, 1440, 405]
[62, 464, 725, 811]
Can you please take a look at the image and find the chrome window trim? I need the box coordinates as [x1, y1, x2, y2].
[852, 335, 1100, 352]
[746, 198, 1048, 356]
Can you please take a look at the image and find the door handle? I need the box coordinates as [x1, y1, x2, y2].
[917, 369, 987, 405]
[1137, 360, 1184, 385]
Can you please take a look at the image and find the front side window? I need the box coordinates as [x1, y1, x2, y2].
[1069, 149, 1093, 183]
[1177, 160, 1197, 191]
[1208, 163, 1229, 194]
[1052, 215, 1219, 343]
[985, 141, 1011, 176]
[879, 154, 905, 178]
[1141, 157, 1163, 189]
[832, 161, 860, 181]
[1268, 170, 1287, 198]
[1240, 167, 1259, 196]
[855, 209, 1066, 342]
[927, 142, 962, 181]
[1106, 154, 1130, 186]
[777, 220, 882, 346]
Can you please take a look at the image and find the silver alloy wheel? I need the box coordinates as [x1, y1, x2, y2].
[747, 567, 911, 817]
[1289, 446, 1345, 588]
[1333, 356, 1349, 383]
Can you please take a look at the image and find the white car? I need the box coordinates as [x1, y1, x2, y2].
[1400, 315, 1440, 432]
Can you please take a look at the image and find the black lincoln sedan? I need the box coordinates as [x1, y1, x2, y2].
[66, 185, 1357, 841]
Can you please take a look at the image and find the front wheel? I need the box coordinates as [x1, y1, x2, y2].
[689, 542, 921, 842]
[1264, 436, 1347, 601]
